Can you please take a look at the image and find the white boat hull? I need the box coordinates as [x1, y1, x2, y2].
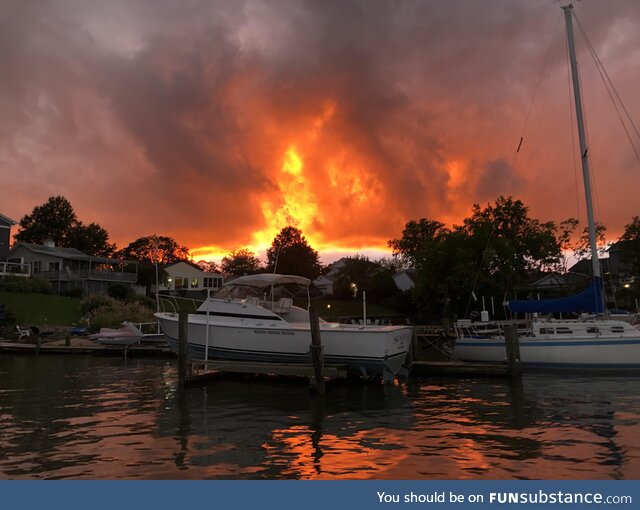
[453, 330, 640, 369]
[156, 312, 413, 377]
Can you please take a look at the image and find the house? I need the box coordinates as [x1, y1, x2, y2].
[159, 261, 223, 296]
[0, 213, 16, 261]
[393, 269, 417, 292]
[312, 258, 348, 296]
[313, 274, 335, 296]
[0, 213, 30, 278]
[9, 241, 138, 295]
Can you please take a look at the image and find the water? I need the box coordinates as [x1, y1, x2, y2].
[1, 355, 639, 479]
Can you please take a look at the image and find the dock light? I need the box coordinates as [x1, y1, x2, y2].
[327, 303, 332, 321]
[624, 283, 631, 289]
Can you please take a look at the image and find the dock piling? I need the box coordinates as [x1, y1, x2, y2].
[308, 306, 325, 394]
[178, 310, 188, 388]
[503, 324, 522, 377]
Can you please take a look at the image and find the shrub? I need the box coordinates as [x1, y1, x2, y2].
[0, 276, 53, 294]
[80, 294, 116, 316]
[128, 294, 156, 311]
[107, 283, 134, 300]
[62, 288, 85, 299]
[89, 301, 155, 331]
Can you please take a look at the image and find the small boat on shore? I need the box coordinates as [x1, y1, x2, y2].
[155, 273, 413, 378]
[88, 322, 144, 346]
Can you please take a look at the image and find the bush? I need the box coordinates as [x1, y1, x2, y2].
[61, 288, 85, 299]
[129, 294, 156, 311]
[80, 294, 116, 316]
[107, 283, 134, 300]
[89, 301, 155, 331]
[0, 276, 53, 294]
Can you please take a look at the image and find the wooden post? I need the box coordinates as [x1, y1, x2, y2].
[503, 324, 522, 377]
[309, 306, 325, 394]
[65, 333, 71, 346]
[178, 310, 189, 388]
[35, 333, 41, 355]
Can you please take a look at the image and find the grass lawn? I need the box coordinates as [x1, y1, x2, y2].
[0, 291, 82, 326]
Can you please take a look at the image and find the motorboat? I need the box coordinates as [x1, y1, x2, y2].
[88, 322, 144, 346]
[453, 5, 640, 370]
[155, 273, 413, 378]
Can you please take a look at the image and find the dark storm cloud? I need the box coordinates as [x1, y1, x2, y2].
[1, 0, 639, 254]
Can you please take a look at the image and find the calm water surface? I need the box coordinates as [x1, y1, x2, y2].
[1, 354, 639, 479]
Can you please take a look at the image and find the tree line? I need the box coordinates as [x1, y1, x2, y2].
[13, 195, 640, 320]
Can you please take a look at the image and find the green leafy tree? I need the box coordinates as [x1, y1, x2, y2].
[221, 249, 262, 277]
[333, 255, 382, 299]
[116, 235, 189, 264]
[388, 219, 449, 269]
[196, 260, 219, 273]
[389, 196, 563, 322]
[16, 196, 77, 247]
[620, 216, 640, 278]
[265, 226, 321, 280]
[68, 222, 116, 257]
[16, 196, 115, 257]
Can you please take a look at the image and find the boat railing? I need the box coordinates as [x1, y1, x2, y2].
[157, 294, 203, 315]
[454, 319, 532, 338]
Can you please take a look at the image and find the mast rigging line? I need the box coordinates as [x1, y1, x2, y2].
[572, 11, 640, 167]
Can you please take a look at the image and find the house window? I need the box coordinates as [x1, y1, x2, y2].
[48, 261, 60, 271]
[204, 277, 221, 288]
[191, 278, 199, 288]
[175, 277, 187, 289]
[32, 261, 41, 273]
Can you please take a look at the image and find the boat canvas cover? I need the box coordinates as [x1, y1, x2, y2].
[508, 277, 604, 314]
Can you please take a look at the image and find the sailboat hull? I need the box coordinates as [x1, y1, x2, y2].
[454, 321, 640, 369]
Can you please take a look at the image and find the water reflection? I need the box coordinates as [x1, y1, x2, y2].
[1, 355, 639, 479]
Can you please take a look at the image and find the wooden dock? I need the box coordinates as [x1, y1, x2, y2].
[185, 359, 348, 384]
[411, 360, 510, 377]
[0, 341, 174, 357]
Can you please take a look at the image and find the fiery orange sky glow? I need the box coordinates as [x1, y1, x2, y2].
[2, 1, 639, 263]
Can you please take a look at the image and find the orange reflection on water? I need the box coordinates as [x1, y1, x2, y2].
[264, 425, 409, 479]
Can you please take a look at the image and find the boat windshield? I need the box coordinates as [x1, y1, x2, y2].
[213, 280, 310, 301]
[214, 284, 263, 300]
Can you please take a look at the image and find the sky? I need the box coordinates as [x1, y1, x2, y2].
[1, 0, 639, 263]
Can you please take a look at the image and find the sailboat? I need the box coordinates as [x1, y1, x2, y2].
[452, 4, 640, 369]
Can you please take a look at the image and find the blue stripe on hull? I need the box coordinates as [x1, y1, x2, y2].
[458, 338, 640, 347]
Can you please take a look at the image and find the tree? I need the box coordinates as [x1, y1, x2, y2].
[221, 249, 262, 277]
[68, 222, 116, 258]
[116, 235, 189, 264]
[388, 219, 449, 269]
[620, 216, 640, 278]
[16, 196, 115, 257]
[333, 255, 382, 299]
[265, 226, 321, 280]
[388, 196, 563, 322]
[196, 260, 219, 273]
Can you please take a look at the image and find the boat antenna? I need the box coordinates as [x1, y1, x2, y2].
[562, 3, 601, 281]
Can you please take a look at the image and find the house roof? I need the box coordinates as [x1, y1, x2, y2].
[165, 260, 221, 274]
[0, 213, 17, 227]
[11, 242, 135, 264]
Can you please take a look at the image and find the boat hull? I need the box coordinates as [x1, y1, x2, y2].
[453, 336, 640, 369]
[156, 312, 413, 377]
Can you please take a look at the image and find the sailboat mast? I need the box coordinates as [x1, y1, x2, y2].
[562, 4, 601, 279]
